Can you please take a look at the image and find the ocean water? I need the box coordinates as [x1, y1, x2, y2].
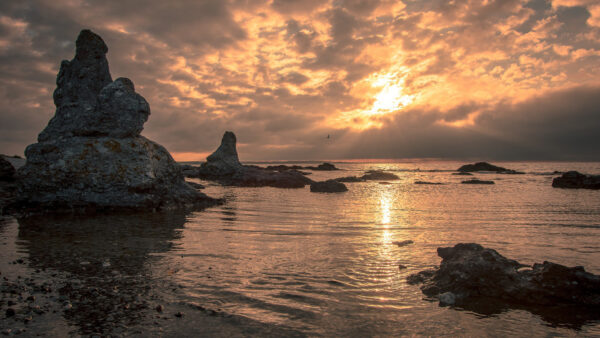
[1, 160, 600, 336]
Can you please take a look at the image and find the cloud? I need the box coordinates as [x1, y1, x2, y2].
[0, 0, 599, 161]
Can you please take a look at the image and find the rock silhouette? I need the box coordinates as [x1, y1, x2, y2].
[310, 180, 348, 193]
[15, 30, 220, 214]
[552, 171, 600, 189]
[457, 162, 523, 174]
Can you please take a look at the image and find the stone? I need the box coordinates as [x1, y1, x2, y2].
[12, 29, 220, 214]
[407, 243, 600, 309]
[0, 157, 16, 181]
[194, 132, 313, 189]
[201, 131, 243, 176]
[461, 179, 494, 185]
[457, 162, 523, 174]
[439, 292, 456, 306]
[306, 162, 339, 171]
[334, 176, 365, 183]
[361, 170, 399, 181]
[414, 181, 443, 185]
[393, 240, 414, 247]
[552, 171, 600, 190]
[310, 180, 348, 193]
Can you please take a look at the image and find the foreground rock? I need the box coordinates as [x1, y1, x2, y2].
[407, 243, 600, 311]
[12, 30, 219, 214]
[461, 179, 494, 185]
[310, 180, 348, 193]
[458, 162, 523, 174]
[552, 171, 600, 190]
[187, 132, 313, 188]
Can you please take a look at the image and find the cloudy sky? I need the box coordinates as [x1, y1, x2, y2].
[1, 0, 599, 161]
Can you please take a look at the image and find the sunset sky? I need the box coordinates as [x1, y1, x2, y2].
[1, 0, 599, 161]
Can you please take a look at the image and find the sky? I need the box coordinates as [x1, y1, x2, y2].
[0, 0, 599, 161]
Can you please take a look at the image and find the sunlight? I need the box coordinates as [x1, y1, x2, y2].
[367, 76, 414, 116]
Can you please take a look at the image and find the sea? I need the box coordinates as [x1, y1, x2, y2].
[1, 160, 599, 336]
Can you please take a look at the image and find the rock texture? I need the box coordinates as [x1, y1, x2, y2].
[457, 162, 523, 174]
[14, 29, 219, 213]
[189, 132, 313, 188]
[0, 157, 15, 181]
[310, 180, 348, 193]
[407, 243, 600, 309]
[552, 171, 600, 190]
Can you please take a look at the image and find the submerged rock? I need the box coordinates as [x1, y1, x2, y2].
[461, 179, 494, 185]
[552, 171, 600, 190]
[14, 29, 220, 214]
[457, 162, 523, 174]
[414, 181, 443, 185]
[407, 243, 600, 309]
[192, 132, 313, 188]
[310, 180, 348, 193]
[334, 176, 365, 183]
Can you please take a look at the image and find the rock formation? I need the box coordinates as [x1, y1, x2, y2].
[0, 157, 15, 181]
[361, 170, 399, 181]
[457, 162, 523, 174]
[552, 171, 600, 190]
[461, 179, 494, 184]
[310, 180, 348, 193]
[407, 243, 600, 310]
[14, 29, 220, 213]
[265, 162, 339, 171]
[189, 131, 313, 188]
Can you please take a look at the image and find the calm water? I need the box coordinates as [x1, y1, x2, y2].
[1, 161, 600, 336]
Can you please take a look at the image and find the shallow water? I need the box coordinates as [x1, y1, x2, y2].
[2, 160, 600, 336]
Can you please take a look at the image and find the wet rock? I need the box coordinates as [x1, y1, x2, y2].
[407, 243, 600, 309]
[305, 163, 339, 171]
[393, 240, 414, 247]
[439, 292, 456, 306]
[457, 162, 523, 174]
[334, 176, 365, 183]
[361, 171, 399, 181]
[461, 179, 494, 185]
[185, 181, 205, 190]
[452, 172, 472, 176]
[0, 157, 16, 181]
[552, 171, 600, 190]
[12, 29, 220, 214]
[414, 181, 443, 185]
[310, 180, 348, 193]
[265, 163, 339, 171]
[194, 132, 313, 188]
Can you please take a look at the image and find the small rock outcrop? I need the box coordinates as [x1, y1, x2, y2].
[310, 180, 348, 193]
[0, 157, 16, 181]
[307, 163, 339, 171]
[190, 132, 313, 188]
[334, 176, 365, 183]
[264, 162, 339, 171]
[361, 171, 400, 181]
[14, 30, 220, 213]
[414, 181, 443, 185]
[457, 162, 523, 174]
[461, 179, 494, 185]
[552, 171, 600, 190]
[407, 243, 600, 311]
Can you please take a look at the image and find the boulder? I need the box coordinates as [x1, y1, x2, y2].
[457, 162, 523, 174]
[407, 243, 600, 309]
[461, 179, 494, 185]
[361, 170, 399, 181]
[552, 171, 600, 190]
[13, 29, 220, 214]
[195, 132, 313, 188]
[310, 180, 348, 193]
[0, 157, 16, 181]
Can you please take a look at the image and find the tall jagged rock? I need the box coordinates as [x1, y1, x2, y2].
[15, 29, 220, 213]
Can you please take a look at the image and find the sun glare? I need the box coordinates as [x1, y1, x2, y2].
[366, 73, 414, 116]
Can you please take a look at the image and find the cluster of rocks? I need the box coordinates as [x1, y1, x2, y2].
[457, 162, 523, 174]
[8, 30, 220, 214]
[183, 132, 313, 189]
[407, 243, 600, 312]
[552, 171, 600, 190]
